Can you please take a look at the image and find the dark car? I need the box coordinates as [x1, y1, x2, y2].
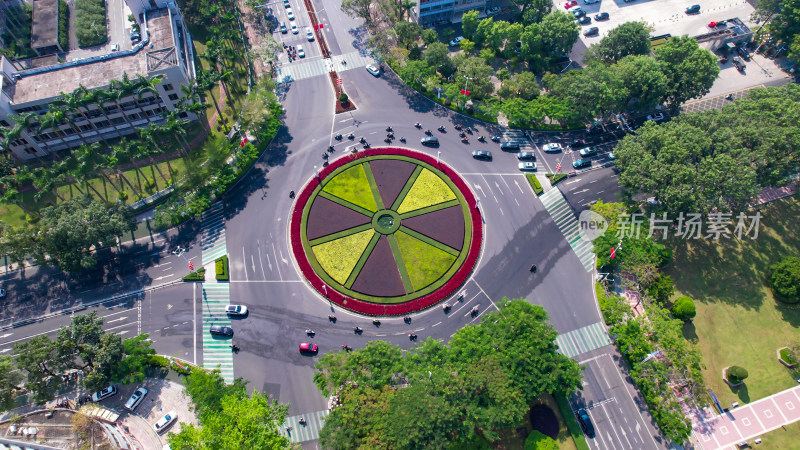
[209, 325, 234, 336]
[421, 136, 439, 146]
[685, 4, 700, 14]
[737, 46, 750, 61]
[573, 158, 592, 169]
[280, 22, 287, 33]
[577, 408, 596, 438]
[572, 8, 585, 18]
[594, 12, 609, 20]
[577, 16, 591, 25]
[472, 150, 492, 161]
[571, 139, 587, 148]
[500, 141, 520, 151]
[517, 151, 536, 160]
[130, 32, 141, 43]
[584, 27, 599, 37]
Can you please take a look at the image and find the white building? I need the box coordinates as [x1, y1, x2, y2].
[0, 1, 198, 161]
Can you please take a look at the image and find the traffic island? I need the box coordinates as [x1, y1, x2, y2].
[331, 72, 356, 113]
[290, 148, 482, 315]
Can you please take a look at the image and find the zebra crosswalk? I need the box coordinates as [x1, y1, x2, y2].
[201, 283, 235, 384]
[555, 322, 611, 359]
[202, 203, 227, 265]
[503, 130, 542, 171]
[539, 188, 595, 271]
[276, 51, 377, 83]
[280, 410, 330, 443]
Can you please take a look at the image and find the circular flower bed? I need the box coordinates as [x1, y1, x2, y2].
[290, 148, 482, 315]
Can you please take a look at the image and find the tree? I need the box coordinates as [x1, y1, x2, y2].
[0, 355, 22, 411]
[727, 366, 749, 384]
[183, 368, 249, 419]
[514, 0, 552, 17]
[769, 256, 800, 303]
[525, 430, 559, 450]
[453, 57, 495, 99]
[646, 273, 675, 303]
[585, 21, 652, 65]
[654, 36, 719, 109]
[462, 10, 480, 40]
[385, 384, 465, 449]
[597, 284, 631, 326]
[498, 72, 540, 100]
[424, 42, 451, 72]
[611, 55, 669, 113]
[341, 0, 373, 26]
[460, 38, 477, 54]
[672, 296, 696, 321]
[395, 21, 422, 49]
[422, 29, 438, 45]
[548, 64, 627, 121]
[112, 335, 156, 384]
[540, 11, 580, 57]
[756, 0, 800, 48]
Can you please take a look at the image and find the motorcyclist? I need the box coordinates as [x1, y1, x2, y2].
[354, 326, 362, 332]
[373, 318, 380, 325]
[530, 264, 537, 272]
[306, 329, 315, 335]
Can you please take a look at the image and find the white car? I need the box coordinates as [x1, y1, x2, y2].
[449, 36, 463, 46]
[111, 43, 120, 52]
[366, 65, 380, 76]
[608, 152, 615, 160]
[646, 113, 665, 122]
[124, 387, 148, 411]
[286, 8, 295, 20]
[153, 410, 177, 434]
[306, 27, 314, 41]
[291, 24, 298, 34]
[486, 6, 501, 15]
[518, 162, 537, 171]
[297, 45, 305, 58]
[225, 305, 248, 316]
[541, 143, 563, 153]
[91, 385, 117, 402]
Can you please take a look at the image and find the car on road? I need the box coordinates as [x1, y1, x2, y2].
[500, 141, 520, 151]
[306, 27, 314, 41]
[287, 8, 295, 20]
[572, 8, 585, 18]
[579, 147, 597, 157]
[366, 64, 381, 76]
[486, 6, 501, 15]
[154, 411, 177, 434]
[646, 113, 665, 122]
[130, 32, 141, 43]
[291, 24, 298, 34]
[584, 27, 599, 37]
[472, 150, 492, 160]
[732, 56, 746, 71]
[685, 4, 700, 14]
[449, 36, 463, 46]
[124, 387, 148, 412]
[225, 305, 248, 316]
[577, 408, 596, 438]
[280, 22, 287, 33]
[299, 342, 318, 353]
[573, 158, 592, 169]
[541, 143, 562, 153]
[518, 161, 537, 171]
[91, 385, 117, 402]
[421, 136, 439, 146]
[111, 43, 120, 52]
[571, 139, 587, 148]
[594, 12, 609, 21]
[209, 325, 234, 336]
[564, 0, 577, 8]
[737, 46, 750, 61]
[517, 151, 536, 160]
[577, 16, 591, 24]
[284, 0, 290, 6]
[583, 0, 599, 3]
[297, 45, 305, 58]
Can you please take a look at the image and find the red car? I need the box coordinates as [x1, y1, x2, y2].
[564, 0, 577, 8]
[299, 343, 318, 353]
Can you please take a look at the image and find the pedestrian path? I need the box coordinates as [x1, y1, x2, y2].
[280, 410, 330, 443]
[276, 51, 376, 83]
[539, 188, 595, 271]
[201, 203, 227, 265]
[555, 321, 611, 359]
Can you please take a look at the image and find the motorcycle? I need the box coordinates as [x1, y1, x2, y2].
[442, 303, 450, 312]
[229, 344, 240, 352]
[387, 132, 394, 138]
[386, 126, 393, 132]
[373, 318, 381, 325]
[491, 136, 501, 142]
[478, 136, 486, 142]
[363, 143, 371, 149]
[425, 130, 433, 136]
[328, 314, 337, 322]
[348, 133, 355, 140]
[334, 134, 343, 140]
[457, 293, 464, 302]
[466, 127, 473, 135]
[414, 122, 422, 128]
[305, 329, 315, 336]
[454, 124, 462, 130]
[459, 132, 466, 138]
[360, 136, 366, 143]
[530, 264, 537, 273]
[409, 333, 417, 340]
[299, 417, 307, 425]
[399, 136, 406, 143]
[438, 126, 446, 132]
[322, 152, 329, 159]
[471, 307, 479, 316]
[342, 344, 352, 351]
[384, 137, 392, 143]
[461, 137, 469, 143]
[403, 316, 411, 323]
[725, 93, 734, 100]
[289, 190, 295, 198]
[354, 326, 363, 333]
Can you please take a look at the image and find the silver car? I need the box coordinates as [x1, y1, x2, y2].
[541, 143, 563, 153]
[366, 65, 380, 76]
[124, 387, 148, 411]
[225, 305, 248, 316]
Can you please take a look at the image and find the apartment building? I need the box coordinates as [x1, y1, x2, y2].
[0, 1, 197, 162]
[415, 0, 487, 26]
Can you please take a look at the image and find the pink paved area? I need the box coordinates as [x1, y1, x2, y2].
[692, 385, 800, 449]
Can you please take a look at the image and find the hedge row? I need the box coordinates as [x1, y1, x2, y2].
[75, 0, 108, 48]
[215, 255, 229, 281]
[58, 0, 69, 51]
[526, 174, 543, 195]
[290, 148, 483, 316]
[546, 173, 567, 185]
[183, 267, 205, 281]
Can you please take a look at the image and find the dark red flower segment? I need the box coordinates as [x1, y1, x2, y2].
[290, 148, 483, 316]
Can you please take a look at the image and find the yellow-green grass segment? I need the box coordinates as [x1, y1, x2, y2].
[299, 155, 473, 304]
[397, 168, 457, 214]
[311, 228, 374, 284]
[395, 230, 458, 291]
[321, 164, 379, 212]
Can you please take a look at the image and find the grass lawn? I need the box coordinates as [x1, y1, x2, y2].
[758, 419, 800, 447]
[395, 230, 456, 291]
[397, 169, 456, 214]
[322, 164, 379, 212]
[0, 203, 29, 228]
[663, 196, 800, 407]
[312, 229, 374, 284]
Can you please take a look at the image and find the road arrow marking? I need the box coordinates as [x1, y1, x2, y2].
[106, 317, 127, 324]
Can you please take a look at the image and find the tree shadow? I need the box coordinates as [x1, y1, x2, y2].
[730, 383, 751, 403]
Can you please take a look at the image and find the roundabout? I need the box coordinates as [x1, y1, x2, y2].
[290, 148, 483, 315]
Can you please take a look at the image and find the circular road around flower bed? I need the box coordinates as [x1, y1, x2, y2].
[290, 148, 483, 316]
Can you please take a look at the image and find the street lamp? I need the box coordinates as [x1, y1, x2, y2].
[462, 77, 473, 111]
[314, 165, 319, 180]
[437, 151, 441, 165]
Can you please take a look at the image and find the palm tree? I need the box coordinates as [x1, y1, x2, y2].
[160, 112, 190, 156]
[32, 166, 65, 204]
[8, 112, 48, 162]
[53, 87, 110, 147]
[85, 87, 125, 139]
[103, 79, 137, 136]
[0, 126, 25, 163]
[133, 141, 170, 185]
[105, 149, 143, 200]
[74, 143, 124, 199]
[68, 148, 107, 202]
[38, 111, 70, 159]
[133, 74, 165, 123]
[195, 70, 222, 117]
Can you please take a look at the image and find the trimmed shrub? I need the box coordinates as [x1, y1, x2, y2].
[524, 430, 558, 450]
[672, 296, 696, 321]
[780, 347, 798, 365]
[148, 355, 170, 368]
[170, 360, 192, 376]
[215, 255, 229, 281]
[183, 268, 205, 281]
[526, 174, 543, 195]
[645, 273, 674, 303]
[727, 365, 749, 384]
[769, 256, 800, 304]
[339, 93, 349, 103]
[58, 0, 69, 51]
[546, 173, 567, 185]
[75, 0, 108, 48]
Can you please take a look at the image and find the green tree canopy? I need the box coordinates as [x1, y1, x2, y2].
[585, 21, 652, 65]
[422, 29, 439, 45]
[462, 10, 480, 40]
[672, 296, 696, 321]
[611, 54, 669, 113]
[654, 36, 719, 108]
[525, 430, 559, 450]
[646, 273, 675, 303]
[0, 355, 22, 411]
[727, 366, 749, 383]
[395, 21, 423, 49]
[540, 11, 580, 57]
[769, 256, 800, 303]
[498, 72, 540, 100]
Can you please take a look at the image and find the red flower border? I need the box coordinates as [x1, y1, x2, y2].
[290, 148, 483, 316]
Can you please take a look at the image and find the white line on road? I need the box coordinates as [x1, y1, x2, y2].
[106, 323, 134, 332]
[258, 242, 267, 279]
[272, 243, 283, 281]
[242, 247, 249, 282]
[566, 179, 582, 185]
[0, 333, 11, 339]
[432, 321, 441, 327]
[106, 317, 128, 324]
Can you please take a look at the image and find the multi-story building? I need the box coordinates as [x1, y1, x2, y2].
[414, 0, 488, 27]
[0, 1, 197, 162]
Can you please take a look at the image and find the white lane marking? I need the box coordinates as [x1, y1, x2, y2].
[242, 247, 249, 282]
[106, 317, 128, 324]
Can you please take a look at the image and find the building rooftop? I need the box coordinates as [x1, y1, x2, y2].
[31, 0, 60, 49]
[12, 8, 178, 104]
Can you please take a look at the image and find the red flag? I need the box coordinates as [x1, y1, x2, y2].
[317, 24, 324, 29]
[240, 137, 248, 147]
[461, 89, 470, 96]
[610, 247, 616, 259]
[189, 261, 194, 271]
[556, 162, 562, 172]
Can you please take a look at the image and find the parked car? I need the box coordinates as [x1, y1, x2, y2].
[500, 141, 520, 151]
[306, 27, 314, 41]
[280, 22, 287, 33]
[153, 411, 178, 434]
[564, 0, 578, 8]
[225, 305, 248, 316]
[541, 143, 563, 153]
[646, 113, 665, 122]
[124, 387, 148, 412]
[287, 8, 295, 20]
[472, 150, 492, 160]
[130, 32, 141, 43]
[584, 27, 599, 37]
[737, 46, 750, 61]
[577, 16, 591, 24]
[594, 12, 609, 21]
[421, 136, 439, 146]
[584, 0, 599, 3]
[297, 45, 305, 58]
[366, 65, 381, 76]
[299, 342, 318, 353]
[518, 162, 537, 171]
[517, 151, 536, 160]
[573, 159, 592, 169]
[608, 152, 615, 160]
[685, 4, 700, 14]
[91, 385, 117, 402]
[486, 6, 501, 15]
[572, 8, 585, 18]
[111, 43, 120, 51]
[291, 24, 298, 34]
[449, 36, 463, 46]
[209, 325, 233, 336]
[579, 147, 597, 157]
[732, 56, 746, 71]
[284, 0, 290, 6]
[571, 139, 587, 148]
[577, 408, 596, 438]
